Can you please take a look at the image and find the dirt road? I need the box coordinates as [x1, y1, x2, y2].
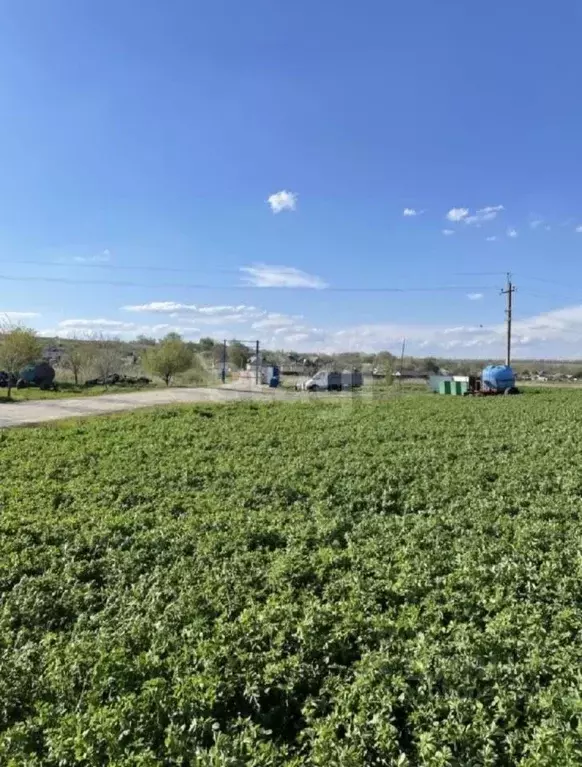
[0, 386, 292, 429]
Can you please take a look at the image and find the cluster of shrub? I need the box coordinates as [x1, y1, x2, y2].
[84, 374, 151, 387]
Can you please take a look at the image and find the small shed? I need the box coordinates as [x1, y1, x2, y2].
[437, 378, 469, 396]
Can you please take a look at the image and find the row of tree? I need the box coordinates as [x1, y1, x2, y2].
[135, 336, 253, 370]
[0, 325, 205, 396]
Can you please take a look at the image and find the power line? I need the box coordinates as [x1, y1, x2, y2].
[2, 259, 239, 275]
[4, 259, 511, 281]
[0, 273, 499, 293]
[523, 276, 576, 288]
[519, 288, 582, 304]
[454, 271, 510, 277]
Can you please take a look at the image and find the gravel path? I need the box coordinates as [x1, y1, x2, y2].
[0, 386, 293, 428]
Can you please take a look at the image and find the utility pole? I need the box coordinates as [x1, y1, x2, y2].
[221, 339, 227, 383]
[255, 340, 260, 385]
[398, 337, 406, 388]
[501, 273, 516, 367]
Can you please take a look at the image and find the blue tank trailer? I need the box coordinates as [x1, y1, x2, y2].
[468, 365, 519, 396]
[432, 365, 519, 396]
[16, 362, 57, 391]
[0, 362, 57, 391]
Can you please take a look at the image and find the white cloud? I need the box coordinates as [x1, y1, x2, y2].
[576, 226, 582, 233]
[464, 205, 504, 225]
[199, 305, 244, 315]
[274, 327, 326, 346]
[486, 236, 497, 241]
[445, 205, 503, 227]
[73, 249, 111, 264]
[467, 293, 483, 300]
[35, 299, 582, 357]
[283, 333, 310, 344]
[59, 318, 137, 331]
[530, 219, 543, 229]
[267, 190, 297, 214]
[507, 228, 518, 238]
[252, 312, 301, 330]
[196, 315, 253, 325]
[240, 263, 328, 289]
[321, 304, 582, 355]
[124, 301, 188, 314]
[442, 229, 455, 236]
[46, 318, 205, 341]
[0, 311, 40, 321]
[403, 208, 423, 217]
[122, 302, 262, 320]
[446, 207, 469, 222]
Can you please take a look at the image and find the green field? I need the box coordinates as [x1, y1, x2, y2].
[0, 381, 159, 403]
[3, 392, 582, 765]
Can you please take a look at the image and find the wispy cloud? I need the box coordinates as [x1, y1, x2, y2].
[486, 236, 497, 242]
[58, 318, 137, 332]
[446, 207, 469, 223]
[446, 205, 503, 227]
[576, 225, 582, 233]
[122, 302, 263, 324]
[59, 318, 135, 329]
[0, 311, 40, 322]
[317, 303, 582, 354]
[38, 299, 582, 357]
[267, 190, 297, 214]
[73, 249, 111, 264]
[507, 228, 518, 238]
[46, 318, 204, 340]
[252, 312, 302, 330]
[240, 263, 328, 289]
[442, 229, 455, 236]
[529, 216, 552, 231]
[464, 205, 504, 225]
[403, 208, 423, 217]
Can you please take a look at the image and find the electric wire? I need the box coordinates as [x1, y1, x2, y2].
[0, 272, 500, 293]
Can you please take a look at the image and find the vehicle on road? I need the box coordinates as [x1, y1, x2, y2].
[296, 370, 363, 392]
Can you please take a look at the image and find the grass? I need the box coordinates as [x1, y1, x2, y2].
[0, 381, 159, 403]
[4, 390, 582, 763]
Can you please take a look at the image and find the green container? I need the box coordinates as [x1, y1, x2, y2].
[439, 379, 468, 395]
[453, 380, 469, 395]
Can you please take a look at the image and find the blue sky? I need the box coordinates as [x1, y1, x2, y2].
[2, 0, 582, 357]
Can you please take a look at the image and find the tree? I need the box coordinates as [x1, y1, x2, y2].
[0, 324, 42, 398]
[261, 350, 278, 365]
[93, 345, 123, 384]
[142, 334, 194, 386]
[198, 337, 216, 353]
[423, 357, 441, 374]
[227, 340, 251, 370]
[62, 339, 94, 385]
[136, 334, 157, 346]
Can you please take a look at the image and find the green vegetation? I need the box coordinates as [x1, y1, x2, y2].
[0, 381, 157, 403]
[3, 391, 582, 764]
[60, 339, 96, 386]
[143, 334, 199, 386]
[0, 325, 42, 398]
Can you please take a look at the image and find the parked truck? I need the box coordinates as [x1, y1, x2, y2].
[297, 370, 363, 392]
